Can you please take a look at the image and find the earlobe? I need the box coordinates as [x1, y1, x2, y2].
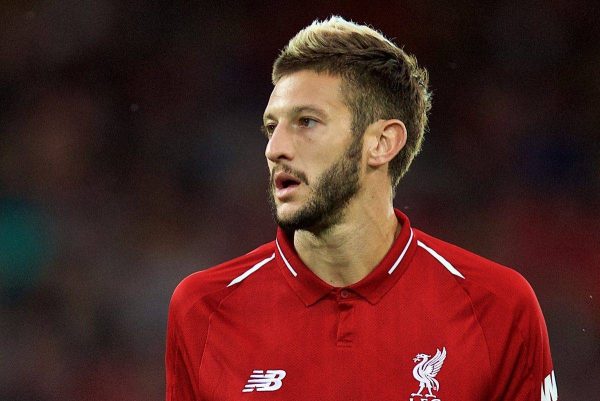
[367, 120, 407, 167]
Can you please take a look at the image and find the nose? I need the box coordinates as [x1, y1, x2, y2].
[265, 124, 293, 162]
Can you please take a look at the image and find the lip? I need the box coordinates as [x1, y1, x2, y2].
[274, 185, 300, 200]
[273, 172, 302, 200]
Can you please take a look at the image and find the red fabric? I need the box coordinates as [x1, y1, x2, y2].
[165, 210, 556, 400]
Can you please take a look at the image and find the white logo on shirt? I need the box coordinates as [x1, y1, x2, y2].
[541, 370, 558, 401]
[242, 370, 286, 393]
[409, 347, 446, 401]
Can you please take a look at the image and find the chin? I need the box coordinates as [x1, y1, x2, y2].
[275, 203, 301, 222]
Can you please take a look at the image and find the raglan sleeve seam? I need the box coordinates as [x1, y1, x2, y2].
[452, 275, 496, 397]
[455, 274, 538, 400]
[167, 277, 235, 401]
[193, 284, 241, 374]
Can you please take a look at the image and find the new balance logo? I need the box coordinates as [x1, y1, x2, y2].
[242, 370, 287, 393]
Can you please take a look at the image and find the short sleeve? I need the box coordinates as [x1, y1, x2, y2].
[165, 292, 197, 401]
[484, 277, 558, 401]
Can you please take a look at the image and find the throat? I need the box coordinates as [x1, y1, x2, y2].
[294, 217, 400, 287]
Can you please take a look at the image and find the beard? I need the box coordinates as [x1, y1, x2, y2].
[268, 135, 363, 234]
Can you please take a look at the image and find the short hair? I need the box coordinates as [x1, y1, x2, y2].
[272, 16, 431, 189]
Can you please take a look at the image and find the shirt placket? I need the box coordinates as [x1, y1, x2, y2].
[335, 288, 356, 347]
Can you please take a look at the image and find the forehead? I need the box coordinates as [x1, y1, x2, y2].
[264, 70, 348, 120]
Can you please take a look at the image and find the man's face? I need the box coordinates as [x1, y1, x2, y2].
[263, 70, 363, 233]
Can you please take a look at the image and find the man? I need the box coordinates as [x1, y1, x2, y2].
[166, 17, 558, 401]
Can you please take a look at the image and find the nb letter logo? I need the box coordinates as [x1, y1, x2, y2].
[242, 370, 287, 393]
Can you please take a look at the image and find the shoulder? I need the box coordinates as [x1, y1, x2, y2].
[411, 229, 555, 386]
[413, 228, 541, 316]
[168, 241, 277, 320]
[413, 228, 550, 362]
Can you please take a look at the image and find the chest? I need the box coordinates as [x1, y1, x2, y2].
[196, 287, 492, 401]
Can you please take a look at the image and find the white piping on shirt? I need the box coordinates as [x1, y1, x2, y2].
[276, 239, 298, 277]
[417, 240, 465, 279]
[227, 253, 276, 287]
[388, 228, 414, 274]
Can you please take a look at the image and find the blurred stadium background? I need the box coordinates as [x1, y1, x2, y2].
[0, 1, 598, 399]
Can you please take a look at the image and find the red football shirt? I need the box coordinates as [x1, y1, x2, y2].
[166, 210, 557, 401]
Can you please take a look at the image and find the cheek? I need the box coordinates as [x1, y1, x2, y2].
[306, 159, 335, 185]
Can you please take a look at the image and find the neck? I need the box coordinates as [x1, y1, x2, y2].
[293, 197, 400, 287]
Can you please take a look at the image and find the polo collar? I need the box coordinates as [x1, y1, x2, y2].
[275, 209, 417, 306]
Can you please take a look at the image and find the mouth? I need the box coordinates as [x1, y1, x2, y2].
[275, 173, 301, 190]
[273, 172, 302, 199]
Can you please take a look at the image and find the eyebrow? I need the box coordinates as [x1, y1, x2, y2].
[263, 105, 328, 123]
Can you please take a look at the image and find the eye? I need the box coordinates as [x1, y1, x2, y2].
[262, 122, 277, 138]
[298, 117, 317, 128]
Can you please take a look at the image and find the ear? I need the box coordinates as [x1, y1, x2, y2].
[365, 119, 407, 168]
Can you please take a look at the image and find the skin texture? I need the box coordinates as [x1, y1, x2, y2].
[267, 135, 362, 234]
[263, 70, 408, 287]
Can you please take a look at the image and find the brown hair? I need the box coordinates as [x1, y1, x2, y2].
[272, 16, 431, 188]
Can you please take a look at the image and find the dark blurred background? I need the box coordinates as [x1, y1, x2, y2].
[0, 1, 598, 399]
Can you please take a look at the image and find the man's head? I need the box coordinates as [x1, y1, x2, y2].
[264, 17, 431, 233]
[272, 16, 431, 188]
